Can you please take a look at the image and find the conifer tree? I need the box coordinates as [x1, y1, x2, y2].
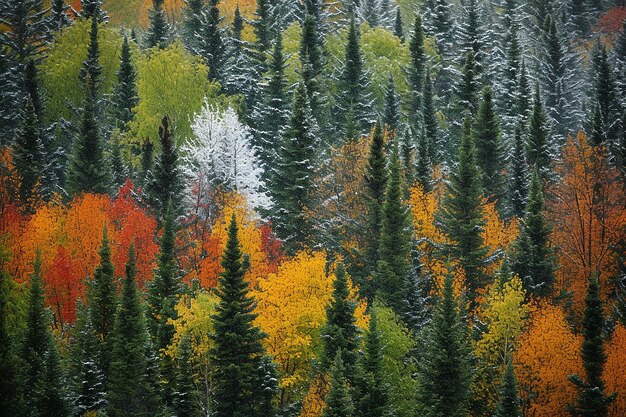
[22, 253, 68, 417]
[89, 226, 117, 379]
[438, 117, 487, 302]
[394, 7, 404, 41]
[323, 352, 355, 417]
[364, 121, 387, 281]
[0, 267, 23, 416]
[501, 10, 521, 127]
[252, 0, 272, 57]
[526, 86, 551, 179]
[474, 86, 505, 208]
[511, 167, 555, 296]
[172, 334, 201, 417]
[591, 42, 622, 149]
[197, 0, 225, 83]
[321, 263, 359, 379]
[148, 116, 184, 218]
[400, 128, 415, 189]
[336, 16, 373, 135]
[416, 273, 471, 417]
[494, 359, 522, 417]
[614, 18, 626, 101]
[210, 214, 273, 417]
[81, 0, 106, 21]
[457, 0, 484, 72]
[140, 138, 154, 186]
[376, 140, 412, 317]
[13, 96, 44, 209]
[407, 14, 426, 126]
[0, 0, 49, 64]
[455, 50, 480, 118]
[109, 133, 127, 189]
[111, 35, 138, 129]
[270, 82, 317, 255]
[422, 67, 438, 162]
[108, 244, 160, 417]
[383, 75, 400, 132]
[300, 14, 323, 118]
[569, 276, 616, 417]
[508, 122, 529, 219]
[66, 82, 110, 195]
[517, 59, 531, 124]
[415, 127, 433, 193]
[51, 0, 72, 32]
[144, 0, 171, 49]
[80, 16, 102, 102]
[182, 0, 204, 52]
[570, 0, 590, 39]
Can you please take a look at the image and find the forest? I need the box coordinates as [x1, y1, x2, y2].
[1, 0, 626, 416]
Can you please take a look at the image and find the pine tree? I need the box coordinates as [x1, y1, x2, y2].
[401, 128, 415, 188]
[323, 352, 355, 417]
[407, 14, 426, 127]
[422, 67, 438, 162]
[569, 276, 616, 417]
[321, 263, 359, 379]
[252, 0, 272, 57]
[71, 302, 107, 416]
[51, 0, 72, 32]
[22, 253, 68, 417]
[614, 18, 626, 102]
[494, 359, 522, 417]
[517, 59, 531, 124]
[526, 86, 551, 179]
[81, 0, 106, 21]
[591, 42, 622, 150]
[109, 132, 127, 188]
[508, 122, 529, 219]
[474, 86, 505, 208]
[147, 116, 184, 218]
[415, 127, 433, 193]
[144, 0, 171, 49]
[66, 82, 110, 195]
[335, 16, 373, 135]
[511, 167, 555, 297]
[111, 35, 138, 129]
[0, 266, 23, 416]
[140, 138, 154, 186]
[570, 0, 590, 39]
[416, 273, 472, 417]
[376, 140, 412, 317]
[80, 16, 102, 102]
[108, 244, 160, 417]
[197, 0, 225, 83]
[364, 121, 387, 283]
[300, 14, 323, 119]
[89, 226, 117, 380]
[211, 214, 273, 417]
[438, 117, 487, 303]
[394, 7, 404, 41]
[13, 96, 44, 209]
[382, 75, 400, 132]
[454, 50, 480, 118]
[501, 8, 521, 128]
[182, 0, 204, 52]
[0, 0, 49, 64]
[270, 82, 317, 255]
[172, 334, 201, 417]
[457, 0, 484, 72]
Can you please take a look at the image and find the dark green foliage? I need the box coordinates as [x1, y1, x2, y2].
[112, 35, 138, 129]
[407, 14, 426, 126]
[455, 51, 480, 117]
[182, 0, 204, 52]
[438, 117, 487, 303]
[51, 0, 72, 31]
[271, 82, 317, 255]
[0, 267, 24, 416]
[172, 334, 202, 417]
[416, 273, 471, 417]
[540, 14, 569, 133]
[569, 276, 616, 417]
[376, 140, 412, 317]
[148, 116, 184, 218]
[197, 0, 225, 83]
[526, 86, 551, 179]
[140, 138, 154, 186]
[13, 96, 44, 208]
[81, 0, 106, 21]
[210, 214, 274, 417]
[144, 0, 171, 49]
[109, 133, 127, 188]
[300, 14, 323, 117]
[494, 359, 522, 417]
[383, 75, 400, 132]
[108, 244, 160, 417]
[508, 122, 529, 219]
[615, 18, 626, 101]
[321, 263, 359, 379]
[570, 0, 590, 39]
[252, 0, 272, 54]
[415, 127, 432, 193]
[80, 16, 102, 101]
[394, 7, 404, 41]
[323, 352, 354, 417]
[511, 167, 555, 297]
[422, 67, 438, 162]
[89, 226, 117, 380]
[517, 59, 531, 124]
[400, 128, 414, 188]
[0, 0, 49, 64]
[474, 86, 505, 207]
[591, 42, 622, 150]
[364, 121, 387, 282]
[502, 9, 521, 126]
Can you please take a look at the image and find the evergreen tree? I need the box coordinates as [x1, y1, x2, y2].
[457, 0, 484, 72]
[364, 121, 387, 282]
[569, 276, 616, 417]
[454, 50, 480, 118]
[66, 82, 110, 195]
[270, 82, 317, 255]
[501, 8, 521, 128]
[422, 67, 438, 162]
[591, 42, 622, 150]
[108, 244, 160, 417]
[570, 0, 591, 39]
[321, 263, 359, 379]
[336, 16, 373, 135]
[517, 59, 532, 124]
[526, 86, 551, 179]
[144, 0, 171, 49]
[415, 127, 433, 193]
[407, 14, 426, 126]
[511, 167, 555, 297]
[438, 117, 487, 303]
[382, 75, 400, 132]
[376, 140, 412, 317]
[394, 7, 404, 41]
[89, 226, 117, 380]
[80, 16, 102, 102]
[300, 14, 323, 119]
[147, 116, 184, 218]
[416, 273, 472, 417]
[111, 35, 138, 129]
[0, 0, 49, 64]
[81, 0, 106, 21]
[323, 352, 355, 417]
[0, 266, 23, 416]
[474, 86, 505, 208]
[197, 0, 225, 83]
[614, 18, 626, 102]
[210, 214, 273, 417]
[140, 138, 154, 186]
[109, 132, 127, 188]
[172, 334, 201, 417]
[13, 96, 44, 209]
[252, 0, 272, 57]
[401, 128, 415, 188]
[51, 0, 72, 32]
[508, 122, 530, 219]
[494, 359, 522, 417]
[22, 253, 68, 417]
[71, 302, 107, 416]
[182, 0, 204, 52]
